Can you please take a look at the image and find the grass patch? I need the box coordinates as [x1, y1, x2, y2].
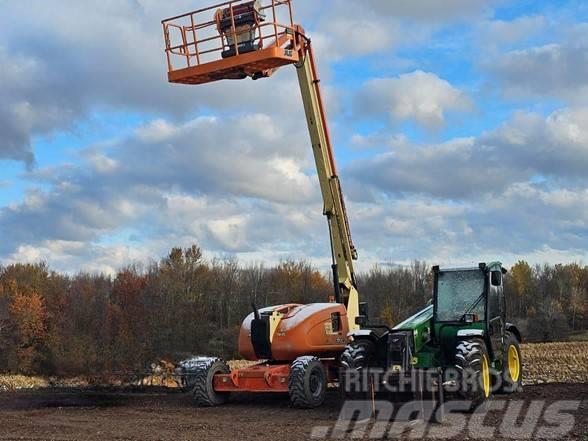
[569, 331, 588, 342]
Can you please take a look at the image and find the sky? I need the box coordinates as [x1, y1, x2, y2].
[1, 0, 588, 275]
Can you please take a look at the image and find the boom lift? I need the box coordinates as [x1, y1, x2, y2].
[163, 0, 363, 408]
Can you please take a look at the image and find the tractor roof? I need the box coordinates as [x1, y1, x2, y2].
[437, 261, 505, 273]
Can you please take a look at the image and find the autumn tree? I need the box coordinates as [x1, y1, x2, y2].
[1, 249, 586, 376]
[9, 290, 46, 373]
[508, 260, 534, 318]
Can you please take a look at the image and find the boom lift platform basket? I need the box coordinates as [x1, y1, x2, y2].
[163, 0, 300, 85]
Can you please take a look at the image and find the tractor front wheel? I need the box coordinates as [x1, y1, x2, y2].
[289, 356, 327, 409]
[340, 340, 375, 400]
[455, 338, 491, 410]
[192, 358, 231, 407]
[499, 331, 523, 394]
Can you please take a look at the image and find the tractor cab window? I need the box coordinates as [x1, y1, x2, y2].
[436, 270, 486, 322]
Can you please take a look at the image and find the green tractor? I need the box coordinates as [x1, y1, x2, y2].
[341, 262, 523, 409]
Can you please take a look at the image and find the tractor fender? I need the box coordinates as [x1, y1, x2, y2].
[348, 329, 379, 343]
[505, 323, 522, 343]
[456, 329, 485, 338]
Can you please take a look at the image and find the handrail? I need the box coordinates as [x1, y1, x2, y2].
[162, 0, 295, 74]
[167, 26, 293, 55]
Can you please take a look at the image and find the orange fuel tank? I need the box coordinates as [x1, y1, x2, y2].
[239, 303, 350, 361]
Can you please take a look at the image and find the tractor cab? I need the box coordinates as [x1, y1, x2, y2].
[432, 262, 511, 362]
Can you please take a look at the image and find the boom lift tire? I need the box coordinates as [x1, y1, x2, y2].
[192, 358, 231, 407]
[455, 338, 491, 410]
[499, 331, 523, 394]
[340, 340, 375, 400]
[288, 356, 327, 409]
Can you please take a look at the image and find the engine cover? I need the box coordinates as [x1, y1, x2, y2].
[239, 303, 350, 361]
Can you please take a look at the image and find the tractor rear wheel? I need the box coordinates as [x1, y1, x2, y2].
[192, 358, 231, 407]
[340, 340, 375, 400]
[499, 331, 523, 394]
[289, 356, 327, 409]
[455, 338, 491, 410]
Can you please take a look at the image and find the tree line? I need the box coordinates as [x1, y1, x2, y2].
[0, 246, 586, 376]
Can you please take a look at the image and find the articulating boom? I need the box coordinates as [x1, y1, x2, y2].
[293, 32, 360, 331]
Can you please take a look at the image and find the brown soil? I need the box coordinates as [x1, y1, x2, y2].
[0, 384, 585, 441]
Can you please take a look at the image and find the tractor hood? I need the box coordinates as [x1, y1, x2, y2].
[394, 305, 433, 331]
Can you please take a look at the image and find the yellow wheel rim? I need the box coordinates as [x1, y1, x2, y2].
[482, 353, 491, 398]
[508, 345, 520, 383]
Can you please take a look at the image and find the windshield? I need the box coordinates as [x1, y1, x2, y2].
[436, 270, 486, 322]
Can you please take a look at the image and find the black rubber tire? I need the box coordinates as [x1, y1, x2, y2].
[499, 331, 523, 394]
[340, 340, 375, 400]
[455, 338, 491, 410]
[192, 358, 231, 407]
[289, 356, 327, 409]
[340, 340, 375, 370]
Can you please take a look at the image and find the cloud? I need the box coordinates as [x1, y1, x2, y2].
[478, 16, 547, 46]
[7, 240, 154, 276]
[0, 113, 327, 267]
[354, 71, 473, 129]
[3, 0, 588, 272]
[303, 4, 429, 69]
[472, 183, 588, 256]
[346, 107, 588, 200]
[362, 0, 498, 21]
[311, 17, 399, 61]
[0, 0, 503, 166]
[125, 115, 317, 204]
[0, 47, 76, 166]
[3, 109, 588, 271]
[486, 42, 588, 102]
[308, 0, 493, 63]
[0, 0, 311, 165]
[349, 132, 409, 151]
[347, 182, 588, 268]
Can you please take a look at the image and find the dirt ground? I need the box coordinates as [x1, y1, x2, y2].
[0, 384, 586, 441]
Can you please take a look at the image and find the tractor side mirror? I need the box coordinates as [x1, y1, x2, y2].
[356, 303, 369, 326]
[359, 302, 369, 318]
[355, 315, 368, 326]
[491, 271, 502, 287]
